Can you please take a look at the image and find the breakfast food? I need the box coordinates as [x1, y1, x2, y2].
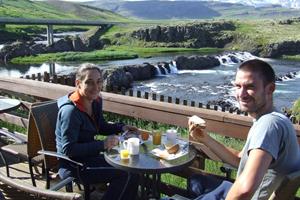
[164, 143, 180, 154]
[141, 131, 149, 141]
[189, 115, 206, 129]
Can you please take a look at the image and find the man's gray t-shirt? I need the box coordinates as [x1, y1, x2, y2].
[237, 112, 300, 200]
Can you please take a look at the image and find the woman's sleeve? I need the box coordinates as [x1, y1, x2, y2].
[58, 105, 104, 157]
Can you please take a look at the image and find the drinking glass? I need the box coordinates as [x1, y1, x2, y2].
[152, 131, 162, 145]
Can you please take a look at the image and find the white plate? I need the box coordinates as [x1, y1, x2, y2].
[150, 142, 189, 160]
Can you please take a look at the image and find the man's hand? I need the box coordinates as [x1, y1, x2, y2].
[189, 121, 209, 144]
[104, 135, 119, 150]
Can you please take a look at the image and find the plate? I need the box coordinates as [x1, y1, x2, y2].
[150, 142, 189, 160]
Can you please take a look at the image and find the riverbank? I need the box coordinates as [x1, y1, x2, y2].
[9, 46, 222, 64]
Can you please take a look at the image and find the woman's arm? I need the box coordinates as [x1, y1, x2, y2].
[58, 105, 104, 157]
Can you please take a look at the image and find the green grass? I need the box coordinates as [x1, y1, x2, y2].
[10, 50, 138, 64]
[234, 20, 300, 45]
[0, 119, 27, 135]
[281, 55, 300, 61]
[107, 46, 223, 57]
[0, 0, 127, 21]
[291, 98, 300, 121]
[10, 45, 222, 64]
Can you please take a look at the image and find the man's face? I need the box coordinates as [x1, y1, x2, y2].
[234, 69, 274, 117]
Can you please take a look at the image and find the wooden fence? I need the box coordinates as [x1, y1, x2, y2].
[20, 71, 300, 124]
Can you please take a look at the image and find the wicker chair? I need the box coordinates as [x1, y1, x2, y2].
[30, 101, 59, 190]
[0, 172, 83, 200]
[268, 169, 300, 200]
[0, 108, 44, 186]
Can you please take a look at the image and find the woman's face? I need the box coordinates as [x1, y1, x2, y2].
[76, 69, 102, 101]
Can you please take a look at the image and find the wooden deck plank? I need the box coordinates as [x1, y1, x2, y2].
[0, 162, 49, 189]
[0, 161, 104, 200]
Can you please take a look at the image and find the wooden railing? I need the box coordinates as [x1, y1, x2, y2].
[1, 76, 300, 197]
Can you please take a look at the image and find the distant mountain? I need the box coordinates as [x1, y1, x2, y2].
[196, 0, 300, 9]
[80, 0, 300, 9]
[85, 0, 300, 20]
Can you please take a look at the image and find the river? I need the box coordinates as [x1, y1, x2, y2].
[0, 52, 299, 110]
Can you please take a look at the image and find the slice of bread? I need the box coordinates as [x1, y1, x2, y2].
[164, 143, 180, 154]
[189, 115, 206, 128]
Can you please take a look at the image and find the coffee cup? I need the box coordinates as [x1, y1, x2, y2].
[123, 138, 140, 155]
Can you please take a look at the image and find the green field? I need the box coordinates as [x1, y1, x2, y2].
[0, 0, 127, 21]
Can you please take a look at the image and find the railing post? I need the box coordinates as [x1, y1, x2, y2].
[121, 87, 126, 95]
[129, 89, 134, 97]
[183, 100, 187, 106]
[160, 95, 164, 102]
[37, 73, 42, 81]
[191, 101, 195, 107]
[152, 93, 157, 101]
[144, 92, 149, 99]
[43, 72, 50, 82]
[137, 90, 141, 98]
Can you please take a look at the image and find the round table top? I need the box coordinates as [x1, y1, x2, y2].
[0, 98, 21, 113]
[104, 137, 196, 174]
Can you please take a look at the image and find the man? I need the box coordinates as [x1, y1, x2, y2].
[188, 59, 300, 200]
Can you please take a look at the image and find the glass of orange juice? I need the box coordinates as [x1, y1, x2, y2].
[152, 131, 162, 145]
[141, 131, 150, 141]
[120, 149, 129, 159]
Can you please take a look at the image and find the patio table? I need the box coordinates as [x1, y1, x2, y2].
[0, 98, 21, 114]
[104, 135, 196, 199]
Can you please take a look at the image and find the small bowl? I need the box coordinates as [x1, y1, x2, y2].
[164, 143, 180, 154]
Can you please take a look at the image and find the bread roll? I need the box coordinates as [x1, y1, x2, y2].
[189, 115, 206, 128]
[164, 143, 180, 154]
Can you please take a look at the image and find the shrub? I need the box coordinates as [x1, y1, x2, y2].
[291, 98, 300, 121]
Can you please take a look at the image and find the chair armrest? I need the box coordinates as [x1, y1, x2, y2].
[0, 128, 27, 144]
[50, 176, 75, 191]
[38, 150, 117, 171]
[38, 150, 84, 167]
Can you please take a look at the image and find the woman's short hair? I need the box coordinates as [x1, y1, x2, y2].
[75, 63, 102, 81]
[238, 59, 275, 85]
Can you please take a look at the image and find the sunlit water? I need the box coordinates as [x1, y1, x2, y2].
[0, 53, 299, 109]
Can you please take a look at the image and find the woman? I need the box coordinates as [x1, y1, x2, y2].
[55, 63, 139, 200]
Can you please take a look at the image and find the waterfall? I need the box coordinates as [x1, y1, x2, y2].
[161, 66, 168, 74]
[216, 52, 257, 66]
[154, 62, 179, 76]
[154, 65, 162, 76]
[169, 61, 178, 74]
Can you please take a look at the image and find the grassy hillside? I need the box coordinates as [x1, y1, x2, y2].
[227, 19, 300, 53]
[0, 0, 127, 21]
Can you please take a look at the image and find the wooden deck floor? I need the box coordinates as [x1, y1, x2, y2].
[0, 159, 104, 200]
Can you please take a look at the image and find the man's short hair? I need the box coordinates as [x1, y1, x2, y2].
[238, 59, 275, 85]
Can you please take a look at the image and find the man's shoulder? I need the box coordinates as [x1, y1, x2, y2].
[259, 111, 290, 124]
